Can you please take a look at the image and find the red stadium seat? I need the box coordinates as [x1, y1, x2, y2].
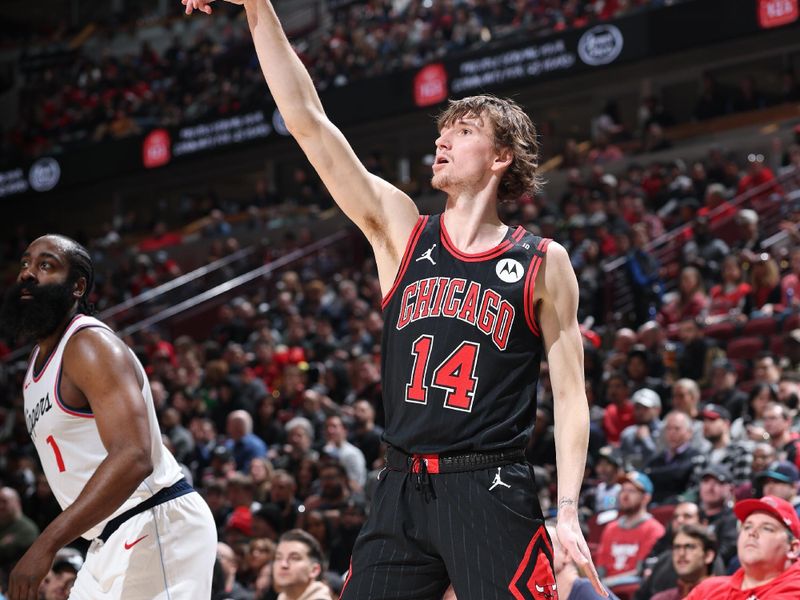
[771, 336, 785, 357]
[784, 313, 800, 333]
[650, 504, 676, 528]
[741, 316, 778, 337]
[702, 321, 737, 342]
[726, 336, 765, 360]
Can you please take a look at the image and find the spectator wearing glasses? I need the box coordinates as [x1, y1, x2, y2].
[652, 524, 718, 600]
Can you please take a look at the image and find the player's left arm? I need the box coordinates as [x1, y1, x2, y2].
[9, 328, 153, 600]
[537, 242, 607, 597]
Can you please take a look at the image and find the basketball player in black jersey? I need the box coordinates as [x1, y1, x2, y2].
[186, 1, 606, 597]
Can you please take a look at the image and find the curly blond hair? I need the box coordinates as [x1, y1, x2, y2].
[436, 95, 541, 200]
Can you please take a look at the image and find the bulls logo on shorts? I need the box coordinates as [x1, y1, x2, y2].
[508, 526, 558, 599]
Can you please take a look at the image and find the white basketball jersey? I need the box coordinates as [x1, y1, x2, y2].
[23, 314, 183, 540]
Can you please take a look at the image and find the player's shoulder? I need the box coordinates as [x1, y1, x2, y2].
[63, 320, 126, 366]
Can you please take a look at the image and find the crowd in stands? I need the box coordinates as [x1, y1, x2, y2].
[3, 0, 706, 165]
[0, 125, 799, 597]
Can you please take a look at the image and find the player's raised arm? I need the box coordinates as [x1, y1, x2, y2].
[537, 242, 608, 597]
[183, 0, 419, 290]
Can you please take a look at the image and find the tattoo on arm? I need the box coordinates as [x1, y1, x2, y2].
[558, 498, 576, 510]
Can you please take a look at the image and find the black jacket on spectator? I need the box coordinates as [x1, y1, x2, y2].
[643, 445, 704, 504]
[703, 508, 739, 566]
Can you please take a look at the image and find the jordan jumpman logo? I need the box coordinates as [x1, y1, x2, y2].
[489, 467, 511, 491]
[416, 244, 437, 265]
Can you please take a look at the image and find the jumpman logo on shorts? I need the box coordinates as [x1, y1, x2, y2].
[416, 244, 437, 265]
[489, 467, 511, 491]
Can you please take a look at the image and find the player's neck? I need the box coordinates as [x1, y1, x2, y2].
[442, 198, 505, 254]
[35, 311, 78, 366]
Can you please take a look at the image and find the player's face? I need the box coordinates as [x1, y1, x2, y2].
[431, 115, 502, 195]
[737, 512, 798, 570]
[0, 237, 78, 340]
[273, 541, 320, 591]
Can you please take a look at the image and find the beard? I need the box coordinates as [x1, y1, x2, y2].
[0, 279, 76, 341]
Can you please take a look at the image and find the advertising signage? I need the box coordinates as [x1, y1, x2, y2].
[3, 0, 798, 200]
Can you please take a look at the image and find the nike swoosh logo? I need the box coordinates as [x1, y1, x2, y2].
[124, 535, 148, 550]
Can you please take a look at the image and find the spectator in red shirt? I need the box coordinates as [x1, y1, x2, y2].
[658, 267, 709, 328]
[685, 496, 800, 599]
[597, 471, 666, 585]
[603, 373, 636, 445]
[708, 255, 751, 317]
[698, 183, 737, 225]
[737, 152, 781, 200]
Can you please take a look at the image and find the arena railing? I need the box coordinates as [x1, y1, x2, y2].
[601, 164, 800, 327]
[1, 229, 352, 363]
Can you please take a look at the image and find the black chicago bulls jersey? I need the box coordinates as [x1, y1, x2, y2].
[381, 213, 551, 454]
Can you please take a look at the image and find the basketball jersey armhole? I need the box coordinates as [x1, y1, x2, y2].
[381, 215, 429, 310]
[523, 238, 552, 337]
[53, 323, 114, 418]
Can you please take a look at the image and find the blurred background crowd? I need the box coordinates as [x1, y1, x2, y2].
[2, 0, 800, 599]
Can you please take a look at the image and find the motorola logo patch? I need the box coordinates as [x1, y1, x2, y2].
[496, 258, 523, 283]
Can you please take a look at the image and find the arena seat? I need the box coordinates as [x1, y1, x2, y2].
[725, 336, 765, 360]
[741, 316, 778, 337]
[703, 321, 737, 342]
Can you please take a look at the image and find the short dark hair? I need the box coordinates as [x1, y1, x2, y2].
[278, 529, 324, 567]
[673, 524, 717, 574]
[48, 234, 95, 315]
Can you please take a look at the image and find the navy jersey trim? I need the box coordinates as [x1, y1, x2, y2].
[523, 238, 552, 337]
[381, 215, 429, 310]
[440, 218, 525, 262]
[53, 323, 113, 418]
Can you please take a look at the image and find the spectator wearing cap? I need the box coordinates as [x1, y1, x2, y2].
[620, 388, 663, 470]
[644, 411, 705, 505]
[756, 462, 800, 515]
[635, 503, 706, 600]
[602, 373, 635, 446]
[707, 359, 748, 421]
[698, 464, 740, 566]
[584, 446, 625, 514]
[697, 403, 753, 487]
[708, 255, 751, 318]
[685, 496, 800, 598]
[596, 471, 666, 584]
[38, 548, 83, 600]
[652, 525, 719, 600]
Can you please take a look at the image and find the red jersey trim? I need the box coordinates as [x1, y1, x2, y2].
[29, 314, 83, 383]
[508, 526, 554, 600]
[440, 219, 525, 262]
[381, 215, 429, 310]
[523, 238, 551, 337]
[338, 558, 353, 600]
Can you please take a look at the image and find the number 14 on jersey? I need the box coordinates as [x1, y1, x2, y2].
[405, 335, 480, 412]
